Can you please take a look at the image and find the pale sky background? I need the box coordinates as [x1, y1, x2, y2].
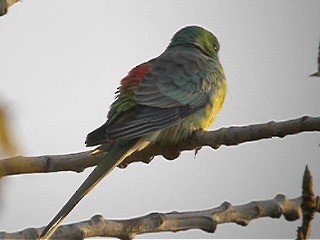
[0, 0, 320, 239]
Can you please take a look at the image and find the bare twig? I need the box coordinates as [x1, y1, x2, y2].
[0, 115, 319, 177]
[296, 166, 320, 240]
[1, 194, 319, 239]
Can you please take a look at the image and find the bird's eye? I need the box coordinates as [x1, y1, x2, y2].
[213, 44, 219, 52]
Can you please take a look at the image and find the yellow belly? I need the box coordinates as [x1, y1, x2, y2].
[158, 78, 227, 144]
[202, 79, 227, 129]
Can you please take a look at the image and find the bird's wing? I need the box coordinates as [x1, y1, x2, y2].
[86, 49, 220, 146]
[105, 50, 219, 140]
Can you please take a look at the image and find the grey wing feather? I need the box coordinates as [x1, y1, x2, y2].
[88, 48, 216, 144]
[106, 105, 193, 140]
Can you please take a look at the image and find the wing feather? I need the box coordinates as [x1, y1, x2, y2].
[86, 47, 219, 145]
[106, 106, 192, 140]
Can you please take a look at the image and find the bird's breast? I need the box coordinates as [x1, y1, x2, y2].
[157, 78, 227, 144]
[189, 77, 227, 130]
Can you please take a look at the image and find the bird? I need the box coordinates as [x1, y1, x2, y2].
[39, 25, 227, 239]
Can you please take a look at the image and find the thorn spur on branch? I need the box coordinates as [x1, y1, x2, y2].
[296, 166, 320, 240]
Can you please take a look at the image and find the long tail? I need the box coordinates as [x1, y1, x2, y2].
[39, 138, 144, 239]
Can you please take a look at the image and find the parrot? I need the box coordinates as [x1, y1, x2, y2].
[39, 25, 227, 239]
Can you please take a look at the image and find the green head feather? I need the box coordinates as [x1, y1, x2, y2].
[169, 26, 220, 58]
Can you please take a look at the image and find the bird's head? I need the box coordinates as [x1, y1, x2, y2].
[169, 26, 220, 58]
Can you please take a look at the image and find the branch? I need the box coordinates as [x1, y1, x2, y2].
[0, 0, 19, 16]
[1, 115, 319, 177]
[296, 166, 320, 240]
[0, 194, 319, 239]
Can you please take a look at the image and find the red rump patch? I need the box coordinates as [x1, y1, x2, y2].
[120, 63, 150, 89]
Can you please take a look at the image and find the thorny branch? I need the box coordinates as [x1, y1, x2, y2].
[0, 194, 319, 239]
[0, 115, 319, 177]
[0, 116, 319, 238]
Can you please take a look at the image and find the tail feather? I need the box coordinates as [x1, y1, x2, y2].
[39, 138, 141, 239]
[85, 123, 108, 147]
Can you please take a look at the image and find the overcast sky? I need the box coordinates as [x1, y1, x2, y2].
[0, 0, 320, 239]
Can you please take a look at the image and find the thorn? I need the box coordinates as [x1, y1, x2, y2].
[297, 165, 316, 240]
[302, 165, 314, 198]
[194, 149, 198, 158]
[310, 72, 320, 77]
[194, 146, 202, 158]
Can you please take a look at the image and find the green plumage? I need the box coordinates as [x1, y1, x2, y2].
[108, 89, 136, 124]
[39, 25, 227, 239]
